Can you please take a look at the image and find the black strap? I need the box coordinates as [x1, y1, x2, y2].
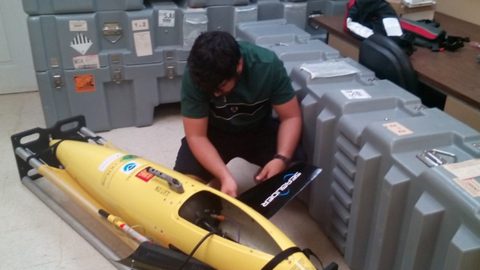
[303, 248, 325, 269]
[442, 35, 469, 51]
[85, 135, 103, 142]
[25, 140, 63, 165]
[262, 247, 302, 270]
[178, 232, 215, 270]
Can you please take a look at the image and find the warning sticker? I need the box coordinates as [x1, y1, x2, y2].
[121, 161, 139, 175]
[158, 10, 175, 27]
[73, 54, 100, 69]
[74, 74, 95, 92]
[136, 168, 155, 182]
[341, 89, 371, 99]
[132, 19, 149, 31]
[444, 159, 480, 180]
[454, 178, 480, 197]
[70, 33, 93, 55]
[98, 153, 124, 172]
[383, 122, 413, 136]
[69, 20, 88, 32]
[134, 31, 153, 57]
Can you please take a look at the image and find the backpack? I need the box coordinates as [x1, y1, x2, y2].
[344, 0, 415, 55]
[400, 18, 469, 52]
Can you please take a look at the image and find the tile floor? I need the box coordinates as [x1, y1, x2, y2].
[0, 91, 349, 270]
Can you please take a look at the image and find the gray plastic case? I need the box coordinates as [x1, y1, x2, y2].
[184, 0, 250, 8]
[22, 0, 145, 15]
[255, 1, 307, 29]
[395, 164, 480, 270]
[36, 65, 156, 131]
[257, 1, 285, 21]
[24, 3, 255, 131]
[181, 8, 208, 47]
[300, 78, 423, 235]
[290, 57, 375, 97]
[26, 4, 191, 131]
[324, 0, 349, 16]
[343, 109, 480, 270]
[27, 9, 163, 72]
[283, 2, 308, 29]
[236, 20, 311, 46]
[34, 44, 186, 131]
[152, 1, 184, 47]
[268, 39, 340, 75]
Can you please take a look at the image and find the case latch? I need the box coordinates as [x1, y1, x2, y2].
[103, 22, 123, 44]
[416, 149, 457, 167]
[52, 74, 64, 89]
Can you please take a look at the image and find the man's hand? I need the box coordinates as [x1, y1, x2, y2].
[183, 116, 238, 197]
[255, 158, 286, 182]
[220, 176, 238, 197]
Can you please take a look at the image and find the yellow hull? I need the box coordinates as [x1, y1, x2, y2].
[54, 140, 316, 270]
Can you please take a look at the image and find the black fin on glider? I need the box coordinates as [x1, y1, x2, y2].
[238, 162, 321, 219]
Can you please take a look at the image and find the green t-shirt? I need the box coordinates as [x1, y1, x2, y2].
[181, 41, 294, 133]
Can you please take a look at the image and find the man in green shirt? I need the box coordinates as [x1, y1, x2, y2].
[174, 31, 304, 197]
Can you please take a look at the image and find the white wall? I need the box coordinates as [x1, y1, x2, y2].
[436, 0, 480, 25]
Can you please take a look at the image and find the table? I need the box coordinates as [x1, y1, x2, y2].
[311, 13, 480, 130]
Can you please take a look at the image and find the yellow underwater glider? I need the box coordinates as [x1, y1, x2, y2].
[11, 116, 338, 270]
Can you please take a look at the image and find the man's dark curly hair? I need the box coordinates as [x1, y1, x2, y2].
[187, 31, 241, 94]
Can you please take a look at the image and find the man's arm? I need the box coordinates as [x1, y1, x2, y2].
[182, 116, 238, 197]
[255, 96, 302, 181]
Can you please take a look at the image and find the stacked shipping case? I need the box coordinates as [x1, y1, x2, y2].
[25, 0, 185, 131]
[25, 0, 351, 131]
[293, 63, 480, 269]
[24, 0, 257, 131]
[237, 16, 480, 270]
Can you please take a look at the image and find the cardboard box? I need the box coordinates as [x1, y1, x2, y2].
[388, 0, 436, 21]
[402, 0, 436, 8]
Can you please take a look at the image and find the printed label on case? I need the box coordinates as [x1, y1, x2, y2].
[132, 19, 149, 31]
[158, 10, 175, 27]
[69, 20, 88, 32]
[444, 159, 480, 180]
[73, 54, 99, 69]
[382, 122, 413, 136]
[341, 89, 371, 99]
[70, 33, 93, 55]
[74, 74, 95, 93]
[134, 31, 153, 57]
[454, 178, 480, 197]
